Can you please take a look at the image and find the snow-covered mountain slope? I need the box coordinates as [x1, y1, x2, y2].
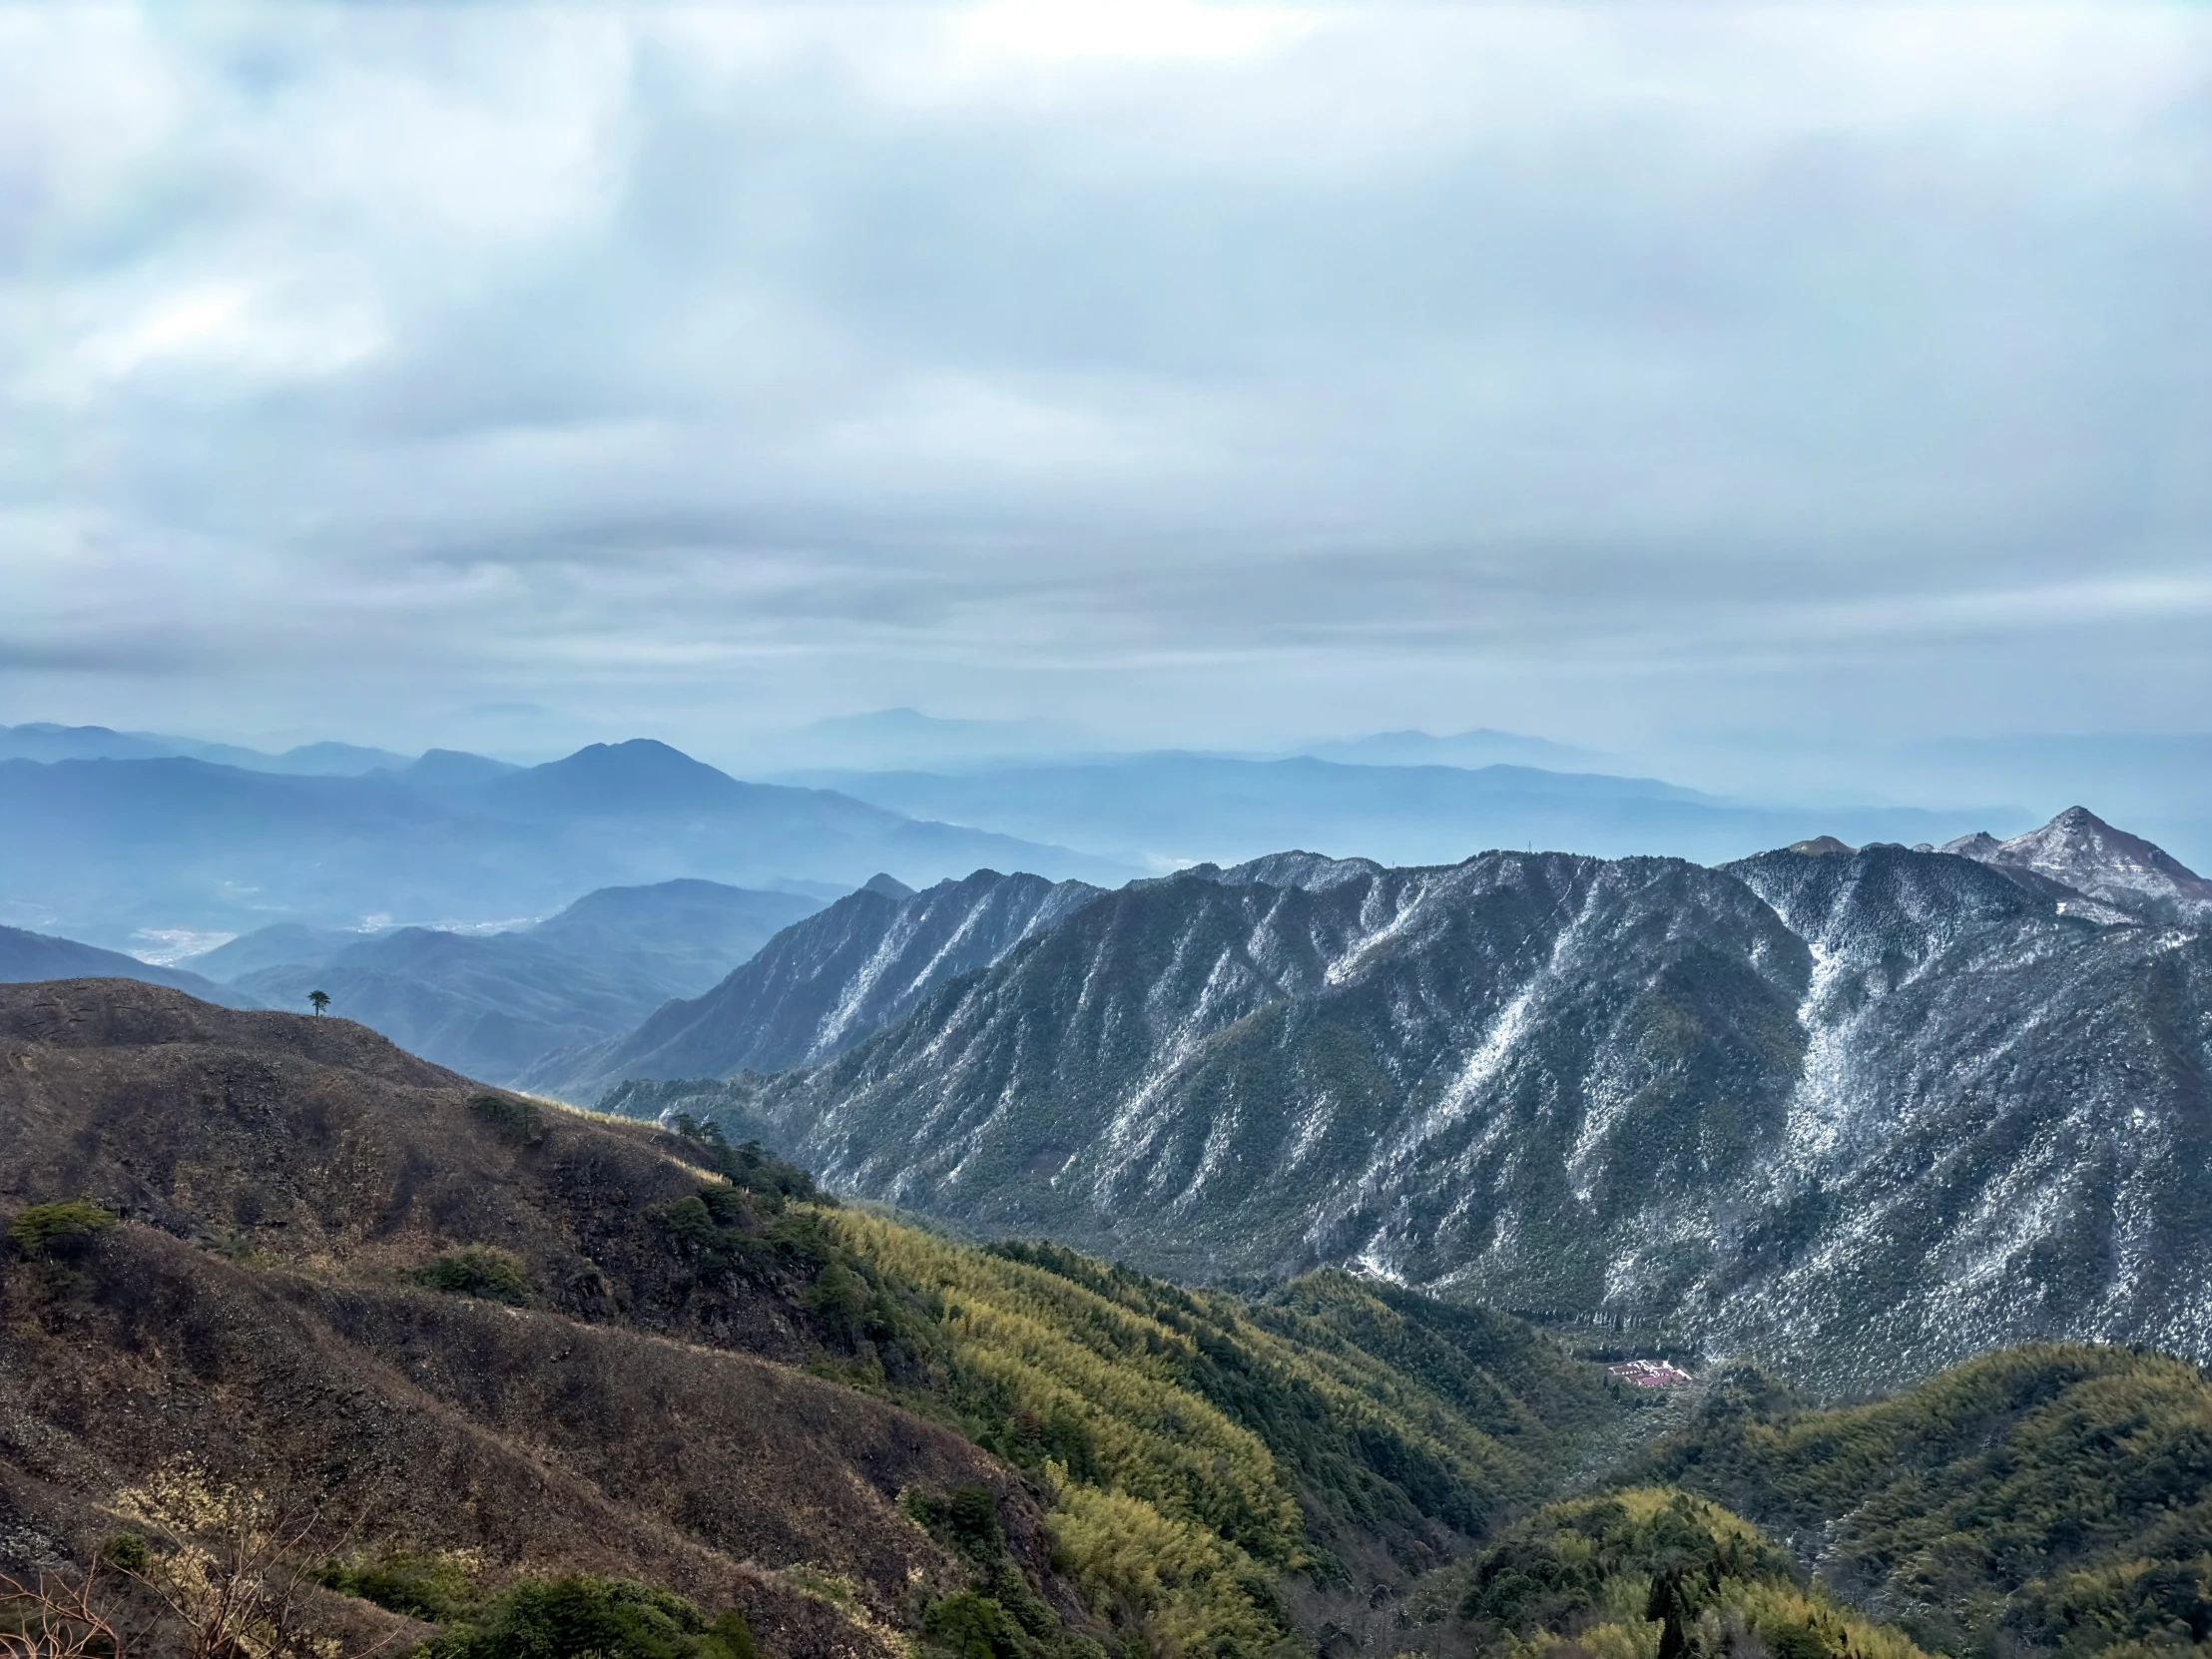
[1710, 845, 2212, 1379]
[523, 868, 1103, 1099]
[614, 824, 2212, 1388]
[1944, 805, 2212, 924]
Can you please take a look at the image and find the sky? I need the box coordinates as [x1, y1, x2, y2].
[5, 1, 2209, 778]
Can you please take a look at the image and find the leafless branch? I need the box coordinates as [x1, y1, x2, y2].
[0, 1567, 122, 1659]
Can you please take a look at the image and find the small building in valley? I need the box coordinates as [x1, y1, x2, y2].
[1608, 1359, 1693, 1387]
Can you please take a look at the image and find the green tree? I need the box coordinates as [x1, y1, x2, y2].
[307, 990, 330, 1015]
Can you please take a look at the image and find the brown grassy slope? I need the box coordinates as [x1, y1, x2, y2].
[0, 979, 1077, 1658]
[2, 979, 817, 1355]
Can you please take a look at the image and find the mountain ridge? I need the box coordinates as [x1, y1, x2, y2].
[591, 811, 2212, 1388]
[0, 923, 265, 1009]
[526, 869, 1105, 1100]
[781, 753, 2023, 871]
[210, 878, 824, 1082]
[1947, 804, 2212, 923]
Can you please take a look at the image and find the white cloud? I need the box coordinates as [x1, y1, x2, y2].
[0, 1, 2206, 756]
[952, 0, 1322, 64]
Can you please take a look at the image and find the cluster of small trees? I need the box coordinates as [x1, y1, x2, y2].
[1637, 1346, 2212, 1658]
[1457, 1489, 1928, 1659]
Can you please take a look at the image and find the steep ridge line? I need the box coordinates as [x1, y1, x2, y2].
[600, 823, 2212, 1389]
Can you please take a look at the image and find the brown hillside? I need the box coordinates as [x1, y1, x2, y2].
[5, 979, 820, 1356]
[0, 979, 1080, 1658]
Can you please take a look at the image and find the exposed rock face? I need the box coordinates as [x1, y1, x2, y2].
[620, 821, 2212, 1388]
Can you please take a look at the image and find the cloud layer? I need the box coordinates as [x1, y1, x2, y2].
[5, 2, 2209, 762]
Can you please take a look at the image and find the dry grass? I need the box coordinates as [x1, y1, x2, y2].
[0, 979, 1088, 1659]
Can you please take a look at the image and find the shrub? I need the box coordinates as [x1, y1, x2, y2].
[103, 1534, 150, 1574]
[418, 1247, 534, 1307]
[8, 1200, 117, 1258]
[924, 1589, 1033, 1659]
[469, 1095, 544, 1147]
[665, 1115, 825, 1210]
[904, 1485, 1007, 1567]
[426, 1574, 755, 1659]
[319, 1551, 482, 1624]
[904, 1487, 1080, 1659]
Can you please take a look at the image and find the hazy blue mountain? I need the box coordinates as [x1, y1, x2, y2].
[0, 924, 263, 1008]
[607, 813, 2212, 1388]
[524, 877, 823, 980]
[0, 723, 182, 763]
[525, 867, 1101, 1099]
[252, 740, 417, 775]
[0, 722, 410, 774]
[229, 877, 824, 1082]
[739, 707, 1099, 773]
[397, 748, 520, 786]
[0, 740, 1130, 949]
[1301, 727, 1604, 771]
[177, 922, 391, 979]
[784, 753, 2022, 870]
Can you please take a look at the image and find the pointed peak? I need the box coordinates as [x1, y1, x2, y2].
[1978, 806, 2212, 920]
[861, 872, 915, 900]
[486, 738, 748, 815]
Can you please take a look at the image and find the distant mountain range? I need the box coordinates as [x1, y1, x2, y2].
[781, 753, 2025, 870]
[0, 923, 262, 1009]
[592, 808, 2212, 1387]
[1299, 727, 1605, 771]
[179, 878, 826, 1083]
[0, 719, 415, 775]
[0, 738, 1128, 949]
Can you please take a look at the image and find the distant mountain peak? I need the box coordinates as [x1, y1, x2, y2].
[1939, 830, 2001, 857]
[1945, 807, 2212, 922]
[402, 747, 518, 787]
[1182, 850, 1390, 891]
[561, 738, 706, 772]
[862, 871, 916, 899]
[486, 738, 754, 815]
[1787, 835, 1855, 856]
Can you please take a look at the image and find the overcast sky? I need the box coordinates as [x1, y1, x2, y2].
[5, 1, 2208, 770]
